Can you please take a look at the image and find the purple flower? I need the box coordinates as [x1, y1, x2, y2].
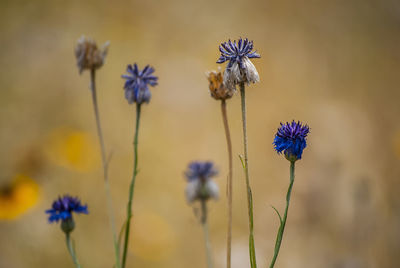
[217, 38, 260, 69]
[184, 161, 219, 203]
[185, 161, 218, 181]
[216, 38, 260, 89]
[273, 121, 310, 161]
[46, 195, 88, 223]
[121, 63, 158, 104]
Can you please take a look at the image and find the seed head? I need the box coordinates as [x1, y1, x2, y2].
[75, 36, 109, 74]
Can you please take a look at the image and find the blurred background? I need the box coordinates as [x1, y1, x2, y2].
[1, 0, 400, 267]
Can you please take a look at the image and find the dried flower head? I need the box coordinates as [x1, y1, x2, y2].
[184, 161, 219, 203]
[121, 63, 158, 105]
[273, 121, 310, 161]
[206, 69, 234, 100]
[217, 38, 260, 90]
[75, 36, 109, 74]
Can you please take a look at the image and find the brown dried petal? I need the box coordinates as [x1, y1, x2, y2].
[75, 36, 109, 74]
[206, 70, 235, 100]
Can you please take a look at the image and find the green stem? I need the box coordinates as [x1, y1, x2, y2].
[269, 161, 295, 268]
[65, 233, 82, 268]
[121, 103, 142, 268]
[221, 100, 233, 268]
[239, 82, 257, 268]
[89, 69, 121, 268]
[201, 200, 213, 268]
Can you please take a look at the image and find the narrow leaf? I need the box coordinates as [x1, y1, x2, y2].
[271, 205, 283, 224]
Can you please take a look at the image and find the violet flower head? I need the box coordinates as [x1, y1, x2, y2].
[122, 63, 158, 105]
[46, 195, 88, 223]
[46, 195, 88, 233]
[217, 38, 260, 89]
[273, 120, 310, 161]
[184, 161, 219, 203]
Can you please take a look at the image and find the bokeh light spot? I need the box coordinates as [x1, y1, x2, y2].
[45, 127, 99, 172]
[0, 174, 40, 220]
[131, 212, 176, 262]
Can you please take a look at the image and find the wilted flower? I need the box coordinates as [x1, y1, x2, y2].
[121, 63, 158, 105]
[46, 195, 88, 233]
[273, 120, 310, 161]
[217, 38, 260, 90]
[184, 161, 219, 203]
[74, 36, 109, 74]
[206, 69, 234, 100]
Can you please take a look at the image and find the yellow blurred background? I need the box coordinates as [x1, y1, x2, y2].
[1, 0, 400, 267]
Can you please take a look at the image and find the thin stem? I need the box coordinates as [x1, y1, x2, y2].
[121, 103, 142, 268]
[221, 99, 233, 268]
[269, 161, 296, 268]
[239, 82, 257, 268]
[89, 69, 121, 268]
[65, 233, 82, 268]
[201, 200, 213, 268]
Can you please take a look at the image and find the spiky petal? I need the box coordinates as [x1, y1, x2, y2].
[121, 63, 158, 104]
[45, 195, 88, 223]
[217, 38, 260, 89]
[273, 121, 310, 161]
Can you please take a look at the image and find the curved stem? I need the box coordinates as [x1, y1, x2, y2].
[269, 161, 295, 268]
[121, 103, 142, 268]
[65, 233, 82, 268]
[201, 200, 213, 268]
[239, 82, 257, 268]
[221, 100, 233, 268]
[89, 69, 120, 268]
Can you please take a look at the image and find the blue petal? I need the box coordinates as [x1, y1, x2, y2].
[48, 214, 61, 223]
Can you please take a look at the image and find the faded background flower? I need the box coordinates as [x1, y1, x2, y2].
[185, 161, 219, 203]
[0, 1, 400, 268]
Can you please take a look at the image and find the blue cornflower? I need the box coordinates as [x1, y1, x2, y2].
[46, 195, 88, 223]
[273, 121, 310, 161]
[121, 63, 158, 104]
[217, 38, 260, 89]
[185, 161, 219, 203]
